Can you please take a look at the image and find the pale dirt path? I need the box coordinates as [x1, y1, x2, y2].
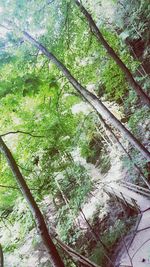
[105, 183, 150, 212]
[103, 166, 150, 267]
[117, 210, 150, 267]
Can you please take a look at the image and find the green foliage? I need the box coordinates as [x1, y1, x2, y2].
[102, 220, 126, 247]
[99, 28, 139, 102]
[101, 60, 127, 102]
[100, 153, 111, 174]
[56, 163, 92, 242]
[122, 106, 149, 183]
[1, 197, 34, 255]
[128, 106, 150, 138]
[124, 90, 138, 110]
[0, 0, 149, 262]
[0, 156, 19, 210]
[90, 245, 104, 266]
[115, 0, 150, 41]
[90, 216, 136, 265]
[90, 219, 126, 267]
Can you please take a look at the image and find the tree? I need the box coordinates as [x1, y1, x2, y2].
[0, 244, 4, 267]
[0, 136, 65, 267]
[75, 0, 150, 106]
[23, 31, 150, 161]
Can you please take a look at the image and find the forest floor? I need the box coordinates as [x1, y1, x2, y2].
[75, 144, 150, 267]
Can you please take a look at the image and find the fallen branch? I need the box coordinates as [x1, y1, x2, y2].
[55, 237, 101, 267]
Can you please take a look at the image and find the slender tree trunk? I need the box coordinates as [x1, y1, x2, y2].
[0, 244, 4, 267]
[23, 32, 150, 161]
[75, 0, 150, 106]
[0, 137, 65, 267]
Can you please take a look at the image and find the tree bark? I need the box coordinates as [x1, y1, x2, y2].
[23, 31, 150, 161]
[0, 137, 65, 267]
[75, 0, 150, 106]
[0, 244, 4, 267]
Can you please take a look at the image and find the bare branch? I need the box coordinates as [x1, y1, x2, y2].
[0, 184, 20, 190]
[0, 130, 46, 138]
[0, 183, 39, 191]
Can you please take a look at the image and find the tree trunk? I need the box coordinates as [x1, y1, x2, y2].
[75, 0, 150, 106]
[0, 244, 4, 267]
[0, 137, 65, 267]
[23, 31, 150, 161]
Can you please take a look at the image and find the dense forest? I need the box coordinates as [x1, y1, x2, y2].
[0, 0, 150, 266]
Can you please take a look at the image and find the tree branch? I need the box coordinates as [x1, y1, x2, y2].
[0, 130, 45, 138]
[0, 184, 20, 190]
[0, 184, 38, 191]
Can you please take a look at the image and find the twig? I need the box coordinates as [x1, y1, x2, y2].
[0, 130, 45, 138]
[0, 183, 38, 191]
[0, 184, 20, 190]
